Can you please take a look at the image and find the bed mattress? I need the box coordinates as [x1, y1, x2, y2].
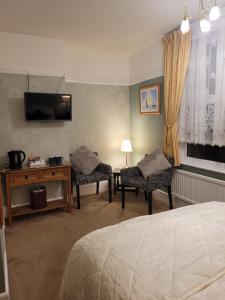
[60, 201, 225, 300]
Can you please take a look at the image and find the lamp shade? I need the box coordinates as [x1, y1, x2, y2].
[120, 139, 132, 152]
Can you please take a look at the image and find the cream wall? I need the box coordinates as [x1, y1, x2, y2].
[0, 31, 162, 85]
[129, 39, 163, 85]
[0, 31, 130, 85]
[0, 73, 130, 205]
[65, 42, 130, 85]
[0, 31, 64, 76]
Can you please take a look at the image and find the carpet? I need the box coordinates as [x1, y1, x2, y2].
[5, 191, 189, 300]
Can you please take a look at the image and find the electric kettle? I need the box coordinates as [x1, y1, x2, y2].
[8, 150, 26, 169]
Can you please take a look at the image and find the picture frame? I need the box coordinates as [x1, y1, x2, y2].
[139, 84, 160, 114]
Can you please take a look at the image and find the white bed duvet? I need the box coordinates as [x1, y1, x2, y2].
[60, 202, 225, 300]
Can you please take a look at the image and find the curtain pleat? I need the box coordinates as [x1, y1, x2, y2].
[163, 30, 191, 166]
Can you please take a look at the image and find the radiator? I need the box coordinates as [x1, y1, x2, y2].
[172, 169, 225, 204]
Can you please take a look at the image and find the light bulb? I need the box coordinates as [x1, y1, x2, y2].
[209, 5, 221, 20]
[200, 18, 211, 32]
[180, 17, 190, 34]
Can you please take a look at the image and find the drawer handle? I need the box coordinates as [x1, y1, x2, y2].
[25, 175, 28, 180]
[52, 172, 55, 176]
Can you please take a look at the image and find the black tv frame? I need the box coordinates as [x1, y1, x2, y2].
[24, 92, 72, 122]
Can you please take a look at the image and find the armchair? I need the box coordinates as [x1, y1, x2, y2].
[120, 158, 173, 215]
[72, 160, 112, 209]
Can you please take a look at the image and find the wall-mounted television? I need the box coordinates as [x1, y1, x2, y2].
[24, 92, 72, 121]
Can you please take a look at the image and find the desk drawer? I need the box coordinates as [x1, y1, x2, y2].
[41, 168, 68, 180]
[10, 172, 40, 185]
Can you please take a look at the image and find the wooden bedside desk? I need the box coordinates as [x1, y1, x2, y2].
[4, 163, 72, 225]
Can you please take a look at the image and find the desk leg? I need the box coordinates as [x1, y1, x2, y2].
[6, 175, 12, 225]
[66, 167, 72, 212]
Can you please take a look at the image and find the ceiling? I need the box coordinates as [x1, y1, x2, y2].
[0, 0, 216, 55]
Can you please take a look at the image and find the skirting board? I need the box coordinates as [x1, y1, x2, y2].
[157, 189, 197, 205]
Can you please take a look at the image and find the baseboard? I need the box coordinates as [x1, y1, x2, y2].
[157, 189, 197, 205]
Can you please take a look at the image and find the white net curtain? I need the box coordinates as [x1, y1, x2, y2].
[179, 16, 225, 147]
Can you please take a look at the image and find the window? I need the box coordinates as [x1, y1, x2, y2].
[187, 143, 225, 163]
[179, 16, 225, 172]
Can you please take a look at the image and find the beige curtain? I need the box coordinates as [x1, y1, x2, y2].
[163, 30, 191, 166]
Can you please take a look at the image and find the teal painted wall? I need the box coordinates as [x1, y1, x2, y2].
[129, 76, 164, 165]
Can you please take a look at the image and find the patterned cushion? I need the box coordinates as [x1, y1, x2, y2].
[121, 167, 173, 192]
[74, 146, 101, 175]
[123, 175, 147, 189]
[137, 149, 171, 179]
[74, 171, 111, 185]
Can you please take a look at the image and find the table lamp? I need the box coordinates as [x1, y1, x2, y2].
[120, 139, 132, 168]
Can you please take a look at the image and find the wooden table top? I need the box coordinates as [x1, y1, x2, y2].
[1, 162, 72, 174]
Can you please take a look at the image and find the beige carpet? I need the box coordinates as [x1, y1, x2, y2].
[5, 191, 189, 300]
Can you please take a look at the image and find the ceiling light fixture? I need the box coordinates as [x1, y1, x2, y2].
[209, 1, 221, 20]
[180, 0, 221, 34]
[200, 16, 211, 32]
[180, 7, 190, 34]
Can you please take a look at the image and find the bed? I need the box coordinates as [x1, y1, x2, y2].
[60, 202, 225, 300]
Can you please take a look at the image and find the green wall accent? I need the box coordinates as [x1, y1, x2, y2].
[129, 76, 164, 165]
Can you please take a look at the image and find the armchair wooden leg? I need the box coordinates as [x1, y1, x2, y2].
[147, 191, 153, 215]
[113, 174, 117, 195]
[144, 191, 148, 202]
[108, 177, 112, 203]
[76, 185, 80, 209]
[167, 185, 173, 209]
[96, 181, 99, 195]
[135, 188, 139, 197]
[121, 184, 125, 209]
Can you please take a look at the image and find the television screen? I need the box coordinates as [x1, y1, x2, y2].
[24, 92, 72, 121]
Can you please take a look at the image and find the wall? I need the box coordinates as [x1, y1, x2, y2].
[129, 39, 163, 85]
[0, 30, 165, 203]
[129, 76, 164, 165]
[128, 38, 165, 164]
[0, 73, 130, 204]
[0, 31, 64, 76]
[0, 31, 130, 85]
[0, 30, 162, 86]
[65, 82, 130, 165]
[65, 42, 129, 85]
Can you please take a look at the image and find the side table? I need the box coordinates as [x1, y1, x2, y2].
[113, 168, 138, 196]
[4, 163, 72, 225]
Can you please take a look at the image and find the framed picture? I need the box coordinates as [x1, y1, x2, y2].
[139, 84, 160, 114]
